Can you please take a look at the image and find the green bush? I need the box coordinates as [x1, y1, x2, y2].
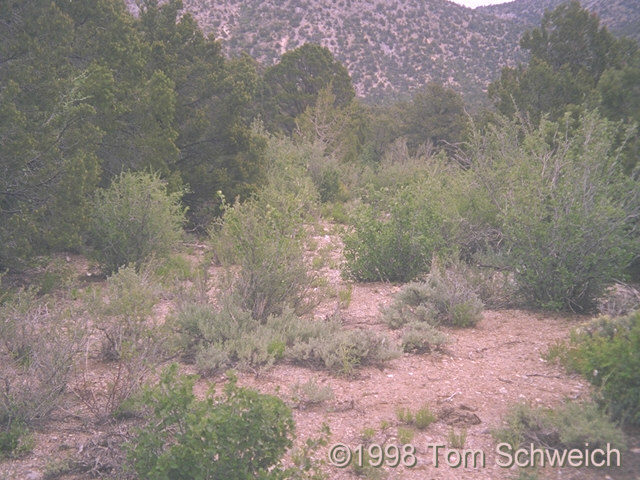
[343, 184, 446, 282]
[493, 401, 627, 452]
[567, 311, 640, 426]
[89, 171, 186, 275]
[80, 265, 169, 419]
[396, 404, 436, 430]
[211, 138, 318, 321]
[127, 365, 295, 480]
[468, 112, 640, 312]
[382, 282, 438, 329]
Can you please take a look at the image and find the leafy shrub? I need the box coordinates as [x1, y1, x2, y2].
[343, 184, 446, 282]
[127, 365, 295, 480]
[89, 171, 186, 275]
[211, 141, 318, 321]
[493, 401, 627, 452]
[468, 113, 640, 312]
[566, 311, 640, 425]
[343, 187, 441, 282]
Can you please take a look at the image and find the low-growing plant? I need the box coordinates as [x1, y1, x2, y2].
[448, 427, 467, 449]
[338, 284, 353, 309]
[414, 405, 437, 430]
[382, 265, 483, 329]
[174, 299, 398, 376]
[86, 265, 159, 361]
[492, 401, 627, 452]
[78, 265, 168, 419]
[126, 365, 295, 480]
[395, 407, 414, 425]
[361, 427, 376, 443]
[397, 426, 414, 445]
[565, 311, 640, 425]
[35, 256, 77, 296]
[401, 322, 449, 354]
[421, 266, 483, 327]
[89, 171, 186, 275]
[287, 327, 399, 376]
[0, 289, 84, 455]
[396, 404, 436, 430]
[382, 283, 437, 330]
[291, 379, 335, 408]
[0, 423, 33, 459]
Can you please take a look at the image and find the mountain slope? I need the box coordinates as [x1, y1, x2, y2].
[480, 0, 640, 43]
[175, 0, 527, 104]
[127, 0, 639, 104]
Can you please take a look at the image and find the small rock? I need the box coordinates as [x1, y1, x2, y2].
[26, 472, 41, 480]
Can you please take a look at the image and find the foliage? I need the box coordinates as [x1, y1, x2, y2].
[395, 404, 436, 430]
[291, 379, 335, 408]
[520, 1, 621, 81]
[400, 322, 449, 354]
[343, 183, 446, 282]
[468, 112, 640, 312]
[0, 0, 102, 270]
[448, 427, 467, 449]
[487, 0, 640, 176]
[137, 1, 266, 227]
[127, 365, 295, 480]
[174, 300, 397, 377]
[264, 43, 355, 134]
[493, 401, 626, 452]
[85, 265, 162, 362]
[382, 266, 483, 329]
[395, 82, 470, 156]
[566, 311, 640, 426]
[89, 171, 186, 275]
[211, 136, 318, 321]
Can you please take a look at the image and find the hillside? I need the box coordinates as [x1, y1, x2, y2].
[159, 0, 528, 104]
[133, 0, 638, 105]
[480, 0, 640, 43]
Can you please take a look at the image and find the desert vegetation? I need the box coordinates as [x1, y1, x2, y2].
[1, 1, 639, 479]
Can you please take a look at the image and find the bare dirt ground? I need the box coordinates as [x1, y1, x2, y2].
[2, 227, 639, 480]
